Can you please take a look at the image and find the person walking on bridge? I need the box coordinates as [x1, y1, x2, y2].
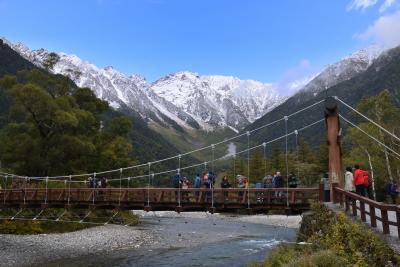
[221, 176, 231, 201]
[354, 165, 366, 197]
[344, 167, 355, 193]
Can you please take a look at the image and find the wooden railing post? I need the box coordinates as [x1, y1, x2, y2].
[319, 182, 324, 202]
[381, 209, 390, 235]
[360, 201, 366, 222]
[345, 195, 350, 211]
[352, 199, 357, 216]
[370, 204, 377, 227]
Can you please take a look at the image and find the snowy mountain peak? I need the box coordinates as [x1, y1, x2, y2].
[343, 44, 384, 64]
[297, 45, 385, 97]
[4, 38, 284, 132]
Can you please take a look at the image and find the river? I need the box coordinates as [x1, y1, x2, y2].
[36, 212, 299, 267]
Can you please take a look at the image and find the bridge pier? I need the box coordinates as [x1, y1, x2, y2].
[325, 97, 344, 200]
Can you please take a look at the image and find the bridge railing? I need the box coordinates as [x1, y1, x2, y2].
[333, 186, 400, 238]
[0, 187, 320, 211]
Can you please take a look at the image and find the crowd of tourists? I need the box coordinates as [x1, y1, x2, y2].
[344, 164, 399, 203]
[87, 176, 108, 189]
[171, 171, 299, 190]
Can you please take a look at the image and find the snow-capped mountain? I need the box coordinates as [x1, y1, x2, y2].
[297, 45, 383, 97]
[2, 38, 283, 131]
[1, 37, 386, 133]
[150, 72, 281, 130]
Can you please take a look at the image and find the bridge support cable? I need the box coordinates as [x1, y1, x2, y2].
[246, 132, 251, 209]
[92, 172, 97, 205]
[44, 176, 49, 205]
[79, 210, 91, 224]
[211, 144, 215, 210]
[233, 156, 236, 181]
[146, 163, 151, 209]
[11, 209, 23, 220]
[335, 96, 400, 143]
[119, 168, 123, 207]
[284, 116, 289, 207]
[0, 99, 326, 182]
[56, 209, 67, 222]
[68, 175, 72, 206]
[339, 114, 400, 158]
[33, 209, 44, 221]
[104, 210, 119, 225]
[294, 130, 300, 180]
[263, 142, 267, 178]
[177, 154, 182, 208]
[3, 175, 7, 205]
[23, 176, 27, 205]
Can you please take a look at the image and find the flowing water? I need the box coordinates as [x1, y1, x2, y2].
[42, 212, 298, 267]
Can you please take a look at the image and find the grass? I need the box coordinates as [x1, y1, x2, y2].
[0, 208, 139, 235]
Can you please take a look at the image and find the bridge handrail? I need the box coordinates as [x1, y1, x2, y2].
[0, 187, 320, 213]
[333, 186, 400, 237]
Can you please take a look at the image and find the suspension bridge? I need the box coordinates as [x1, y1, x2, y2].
[1, 96, 400, 238]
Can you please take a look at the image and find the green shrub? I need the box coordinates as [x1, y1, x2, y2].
[257, 203, 399, 267]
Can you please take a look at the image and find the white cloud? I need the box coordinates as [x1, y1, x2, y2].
[276, 59, 318, 96]
[357, 10, 400, 47]
[347, 0, 378, 11]
[379, 0, 396, 12]
[347, 0, 397, 12]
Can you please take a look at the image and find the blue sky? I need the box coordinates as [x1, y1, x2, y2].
[1, 0, 400, 94]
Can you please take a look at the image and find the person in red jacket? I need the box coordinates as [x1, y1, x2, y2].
[353, 164, 366, 196]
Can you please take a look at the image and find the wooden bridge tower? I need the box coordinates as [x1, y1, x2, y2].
[325, 97, 344, 195]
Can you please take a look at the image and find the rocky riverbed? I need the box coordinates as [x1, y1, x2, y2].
[0, 212, 302, 267]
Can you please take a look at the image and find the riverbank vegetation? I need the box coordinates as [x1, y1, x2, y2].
[252, 203, 399, 267]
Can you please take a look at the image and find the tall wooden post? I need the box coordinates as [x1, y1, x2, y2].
[325, 97, 344, 198]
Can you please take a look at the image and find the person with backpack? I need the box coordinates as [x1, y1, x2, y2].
[320, 173, 330, 202]
[353, 164, 366, 197]
[363, 170, 372, 199]
[194, 173, 201, 199]
[203, 172, 210, 189]
[288, 173, 299, 188]
[221, 176, 231, 200]
[172, 173, 182, 188]
[273, 172, 283, 200]
[387, 181, 398, 204]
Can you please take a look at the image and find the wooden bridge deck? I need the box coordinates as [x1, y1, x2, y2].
[0, 188, 321, 213]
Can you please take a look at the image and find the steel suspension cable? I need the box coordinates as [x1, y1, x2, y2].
[340, 114, 400, 158]
[2, 118, 326, 195]
[295, 130, 300, 181]
[68, 175, 71, 206]
[263, 142, 267, 178]
[0, 100, 325, 181]
[118, 169, 123, 206]
[3, 175, 7, 205]
[23, 176, 27, 205]
[247, 131, 250, 209]
[45, 176, 48, 205]
[178, 155, 181, 208]
[336, 96, 400, 143]
[284, 116, 289, 208]
[211, 144, 215, 210]
[147, 163, 151, 208]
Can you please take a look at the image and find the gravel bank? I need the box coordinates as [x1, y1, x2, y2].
[135, 211, 302, 228]
[0, 212, 301, 267]
[0, 225, 158, 267]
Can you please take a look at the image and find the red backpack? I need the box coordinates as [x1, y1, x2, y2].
[363, 171, 370, 187]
